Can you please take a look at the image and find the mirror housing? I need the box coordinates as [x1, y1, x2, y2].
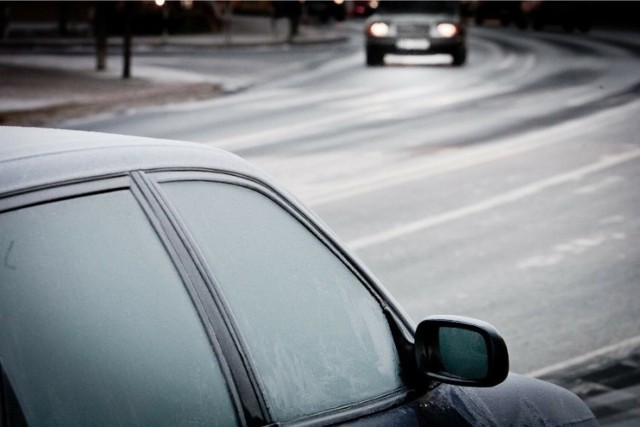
[415, 315, 509, 387]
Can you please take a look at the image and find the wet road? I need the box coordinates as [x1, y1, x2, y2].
[67, 24, 640, 374]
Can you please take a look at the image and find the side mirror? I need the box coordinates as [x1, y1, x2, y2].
[415, 315, 509, 387]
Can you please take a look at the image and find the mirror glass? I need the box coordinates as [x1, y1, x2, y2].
[438, 327, 489, 380]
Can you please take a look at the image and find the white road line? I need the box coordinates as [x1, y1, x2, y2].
[205, 83, 517, 151]
[347, 148, 640, 250]
[210, 101, 391, 150]
[240, 87, 373, 111]
[306, 137, 557, 206]
[526, 334, 640, 378]
[302, 99, 640, 205]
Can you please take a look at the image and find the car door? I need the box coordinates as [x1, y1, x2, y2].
[147, 171, 430, 426]
[0, 177, 242, 426]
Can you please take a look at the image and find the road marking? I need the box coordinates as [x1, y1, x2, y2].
[305, 137, 557, 206]
[304, 98, 640, 207]
[517, 232, 618, 270]
[574, 175, 623, 194]
[205, 82, 517, 151]
[240, 87, 373, 111]
[526, 334, 640, 378]
[209, 101, 389, 150]
[347, 148, 640, 250]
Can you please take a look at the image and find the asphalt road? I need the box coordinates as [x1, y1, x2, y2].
[65, 23, 640, 375]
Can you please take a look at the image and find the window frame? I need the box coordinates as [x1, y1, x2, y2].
[0, 173, 249, 427]
[0, 168, 419, 427]
[145, 169, 417, 426]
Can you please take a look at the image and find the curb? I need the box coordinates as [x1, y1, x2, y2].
[0, 81, 223, 126]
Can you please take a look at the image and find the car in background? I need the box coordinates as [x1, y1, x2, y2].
[365, 0, 467, 66]
[0, 127, 597, 426]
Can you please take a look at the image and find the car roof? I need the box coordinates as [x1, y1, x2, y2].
[0, 126, 264, 196]
[0, 126, 418, 338]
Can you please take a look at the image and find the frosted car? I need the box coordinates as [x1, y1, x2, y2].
[365, 1, 467, 66]
[0, 127, 596, 426]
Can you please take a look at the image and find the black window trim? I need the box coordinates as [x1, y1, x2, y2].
[134, 171, 268, 426]
[139, 173, 271, 426]
[283, 388, 411, 427]
[130, 172, 249, 426]
[0, 174, 249, 427]
[145, 169, 417, 426]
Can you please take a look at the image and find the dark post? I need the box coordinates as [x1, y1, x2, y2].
[94, 2, 107, 71]
[162, 4, 169, 38]
[272, 1, 301, 41]
[122, 1, 133, 79]
[58, 2, 69, 36]
[0, 3, 9, 40]
[284, 1, 301, 41]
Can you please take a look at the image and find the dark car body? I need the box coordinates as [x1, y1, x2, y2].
[0, 127, 596, 426]
[365, 1, 467, 66]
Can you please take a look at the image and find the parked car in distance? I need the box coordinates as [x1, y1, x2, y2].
[365, 0, 467, 66]
[0, 127, 597, 426]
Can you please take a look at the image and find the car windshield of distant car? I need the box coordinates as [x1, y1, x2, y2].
[378, 1, 457, 14]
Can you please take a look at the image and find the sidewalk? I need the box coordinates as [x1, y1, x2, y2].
[0, 62, 225, 126]
[0, 15, 348, 126]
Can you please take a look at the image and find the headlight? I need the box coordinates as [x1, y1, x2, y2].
[436, 23, 459, 38]
[368, 22, 392, 37]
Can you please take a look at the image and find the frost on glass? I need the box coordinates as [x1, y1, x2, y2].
[0, 191, 238, 426]
[162, 181, 403, 421]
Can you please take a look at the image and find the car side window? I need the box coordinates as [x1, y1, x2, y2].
[0, 190, 238, 426]
[161, 181, 404, 422]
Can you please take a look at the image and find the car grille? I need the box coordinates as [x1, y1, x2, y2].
[396, 24, 430, 37]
